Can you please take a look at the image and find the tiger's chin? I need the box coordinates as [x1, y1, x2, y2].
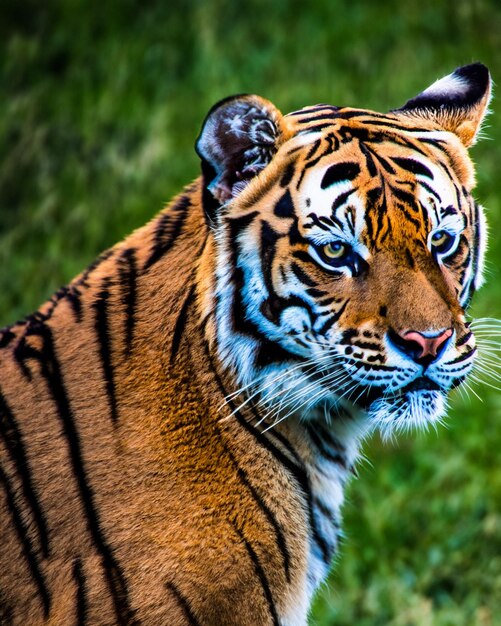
[366, 388, 449, 440]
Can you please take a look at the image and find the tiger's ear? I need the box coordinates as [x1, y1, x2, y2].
[394, 63, 492, 147]
[196, 95, 284, 207]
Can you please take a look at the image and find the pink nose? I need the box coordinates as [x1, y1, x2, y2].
[395, 328, 453, 364]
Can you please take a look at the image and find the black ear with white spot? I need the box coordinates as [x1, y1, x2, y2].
[196, 95, 283, 211]
[395, 63, 492, 147]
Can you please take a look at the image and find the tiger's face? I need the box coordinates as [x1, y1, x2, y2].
[197, 64, 491, 436]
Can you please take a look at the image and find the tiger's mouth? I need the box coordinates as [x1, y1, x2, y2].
[342, 376, 443, 409]
[399, 377, 442, 394]
[350, 376, 451, 436]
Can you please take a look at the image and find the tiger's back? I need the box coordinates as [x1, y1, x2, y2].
[0, 64, 494, 625]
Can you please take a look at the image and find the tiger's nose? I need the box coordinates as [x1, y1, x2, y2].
[389, 328, 453, 366]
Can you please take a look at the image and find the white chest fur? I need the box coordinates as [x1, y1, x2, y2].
[302, 412, 367, 597]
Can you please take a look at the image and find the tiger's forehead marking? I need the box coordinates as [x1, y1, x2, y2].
[283, 108, 468, 250]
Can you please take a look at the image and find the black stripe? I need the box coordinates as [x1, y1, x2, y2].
[471, 200, 482, 299]
[6, 284, 83, 335]
[260, 425, 305, 469]
[222, 443, 291, 582]
[359, 142, 377, 177]
[306, 423, 347, 469]
[0, 329, 16, 348]
[287, 105, 338, 118]
[364, 188, 382, 243]
[320, 133, 339, 158]
[393, 203, 422, 229]
[448, 347, 476, 365]
[304, 212, 333, 232]
[13, 335, 37, 380]
[0, 388, 50, 558]
[93, 278, 118, 423]
[376, 190, 392, 246]
[417, 180, 442, 203]
[279, 162, 295, 188]
[318, 296, 338, 306]
[226, 212, 259, 337]
[231, 523, 280, 626]
[354, 127, 430, 158]
[321, 162, 360, 188]
[255, 339, 300, 369]
[288, 110, 339, 124]
[357, 340, 383, 352]
[296, 153, 326, 188]
[391, 157, 434, 179]
[313, 496, 336, 522]
[416, 137, 450, 152]
[317, 299, 349, 336]
[338, 109, 395, 120]
[118, 248, 138, 357]
[457, 331, 473, 347]
[331, 188, 357, 214]
[0, 463, 51, 617]
[299, 112, 339, 124]
[290, 262, 317, 287]
[405, 248, 415, 269]
[363, 143, 396, 175]
[390, 185, 419, 211]
[73, 559, 88, 626]
[441, 204, 460, 218]
[65, 287, 83, 322]
[317, 215, 336, 229]
[75, 250, 114, 290]
[166, 582, 201, 626]
[297, 122, 335, 133]
[286, 143, 308, 156]
[15, 322, 137, 625]
[144, 195, 191, 270]
[366, 119, 433, 133]
[246, 398, 307, 470]
[393, 133, 433, 156]
[292, 249, 318, 265]
[204, 343, 330, 562]
[273, 190, 294, 218]
[306, 288, 328, 298]
[44, 285, 83, 324]
[227, 211, 260, 258]
[305, 138, 322, 161]
[170, 285, 196, 365]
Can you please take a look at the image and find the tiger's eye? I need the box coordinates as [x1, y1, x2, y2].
[323, 241, 348, 259]
[430, 230, 454, 255]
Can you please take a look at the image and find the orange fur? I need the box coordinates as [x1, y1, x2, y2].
[0, 64, 492, 625]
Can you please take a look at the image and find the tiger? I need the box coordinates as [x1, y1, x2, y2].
[0, 63, 493, 625]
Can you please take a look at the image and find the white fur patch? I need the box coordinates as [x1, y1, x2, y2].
[420, 72, 470, 99]
[473, 203, 488, 289]
[368, 390, 448, 440]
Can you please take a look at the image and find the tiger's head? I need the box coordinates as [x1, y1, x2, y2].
[196, 64, 492, 437]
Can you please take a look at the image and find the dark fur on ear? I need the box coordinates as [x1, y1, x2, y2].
[394, 63, 491, 147]
[196, 94, 283, 219]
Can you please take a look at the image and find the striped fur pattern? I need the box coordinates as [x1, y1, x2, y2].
[0, 64, 493, 624]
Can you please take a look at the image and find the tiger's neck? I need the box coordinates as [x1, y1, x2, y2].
[208, 361, 367, 594]
[193, 196, 367, 595]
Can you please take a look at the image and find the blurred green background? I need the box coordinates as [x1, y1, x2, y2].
[1, 1, 500, 624]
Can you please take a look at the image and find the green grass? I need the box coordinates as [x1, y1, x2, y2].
[1, 1, 500, 623]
